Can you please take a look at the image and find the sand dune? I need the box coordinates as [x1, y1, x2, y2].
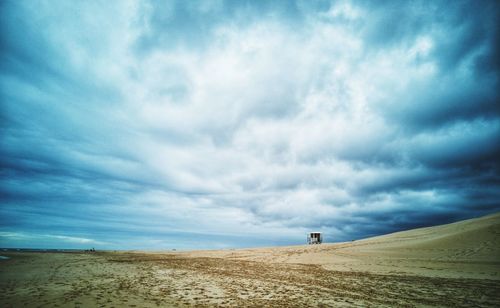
[1, 213, 499, 307]
[352, 211, 500, 258]
[182, 212, 500, 279]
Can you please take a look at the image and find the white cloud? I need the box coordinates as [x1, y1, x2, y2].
[0, 232, 105, 246]
[1, 0, 498, 248]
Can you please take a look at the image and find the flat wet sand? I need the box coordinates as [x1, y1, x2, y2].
[1, 213, 499, 307]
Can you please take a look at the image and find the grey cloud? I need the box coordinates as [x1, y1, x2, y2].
[133, 0, 316, 54]
[407, 121, 500, 169]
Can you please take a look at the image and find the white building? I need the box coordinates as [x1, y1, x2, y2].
[307, 232, 322, 244]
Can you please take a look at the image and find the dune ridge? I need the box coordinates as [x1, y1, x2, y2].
[180, 212, 500, 279]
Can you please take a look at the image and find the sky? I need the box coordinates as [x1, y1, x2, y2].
[1, 0, 499, 250]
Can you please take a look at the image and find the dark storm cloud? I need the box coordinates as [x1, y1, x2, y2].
[360, 0, 499, 69]
[1, 0, 499, 249]
[357, 0, 499, 131]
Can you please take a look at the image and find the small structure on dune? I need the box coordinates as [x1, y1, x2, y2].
[307, 232, 322, 244]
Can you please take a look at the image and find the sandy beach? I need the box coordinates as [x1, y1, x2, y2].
[1, 212, 499, 307]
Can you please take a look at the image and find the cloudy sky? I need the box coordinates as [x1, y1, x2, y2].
[1, 0, 499, 250]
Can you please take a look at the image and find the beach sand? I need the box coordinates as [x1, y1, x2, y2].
[1, 212, 499, 307]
